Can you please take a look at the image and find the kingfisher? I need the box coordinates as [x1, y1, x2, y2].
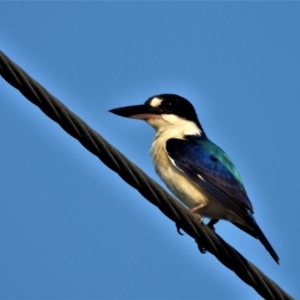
[110, 94, 279, 263]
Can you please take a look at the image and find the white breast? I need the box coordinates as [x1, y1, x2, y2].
[151, 137, 207, 208]
[147, 115, 231, 220]
[151, 118, 207, 208]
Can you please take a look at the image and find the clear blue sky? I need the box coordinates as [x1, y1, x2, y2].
[0, 3, 299, 299]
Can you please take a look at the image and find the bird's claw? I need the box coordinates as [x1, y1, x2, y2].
[208, 224, 215, 232]
[196, 240, 207, 254]
[175, 213, 203, 235]
[207, 218, 219, 232]
[176, 214, 211, 253]
[176, 222, 184, 235]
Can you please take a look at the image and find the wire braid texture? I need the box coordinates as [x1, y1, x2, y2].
[0, 51, 293, 300]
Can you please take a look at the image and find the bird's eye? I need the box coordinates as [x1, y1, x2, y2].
[167, 101, 172, 106]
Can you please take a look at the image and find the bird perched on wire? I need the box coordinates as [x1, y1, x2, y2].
[110, 94, 279, 264]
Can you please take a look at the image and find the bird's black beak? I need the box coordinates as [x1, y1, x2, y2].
[109, 104, 163, 120]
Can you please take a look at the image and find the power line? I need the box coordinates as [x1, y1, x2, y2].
[0, 50, 293, 300]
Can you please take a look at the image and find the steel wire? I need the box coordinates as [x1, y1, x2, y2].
[0, 50, 293, 300]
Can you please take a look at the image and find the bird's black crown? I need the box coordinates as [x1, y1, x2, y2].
[146, 94, 202, 129]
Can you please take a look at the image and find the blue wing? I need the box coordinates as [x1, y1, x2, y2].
[165, 135, 253, 221]
[166, 135, 279, 263]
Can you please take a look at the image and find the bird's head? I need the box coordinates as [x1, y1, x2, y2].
[110, 94, 204, 135]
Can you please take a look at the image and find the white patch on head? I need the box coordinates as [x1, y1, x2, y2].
[149, 97, 163, 107]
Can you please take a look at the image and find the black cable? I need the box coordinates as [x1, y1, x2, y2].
[0, 50, 293, 300]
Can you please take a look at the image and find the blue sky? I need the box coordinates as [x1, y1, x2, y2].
[0, 3, 299, 299]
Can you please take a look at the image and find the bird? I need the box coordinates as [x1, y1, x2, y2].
[109, 94, 279, 264]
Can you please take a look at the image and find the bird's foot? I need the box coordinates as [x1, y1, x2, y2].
[176, 222, 184, 235]
[189, 206, 204, 224]
[195, 219, 219, 254]
[189, 203, 205, 214]
[189, 207, 214, 254]
[175, 209, 203, 236]
[196, 239, 207, 254]
[207, 218, 219, 232]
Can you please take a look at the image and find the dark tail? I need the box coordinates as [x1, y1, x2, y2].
[232, 219, 279, 264]
[252, 220, 279, 264]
